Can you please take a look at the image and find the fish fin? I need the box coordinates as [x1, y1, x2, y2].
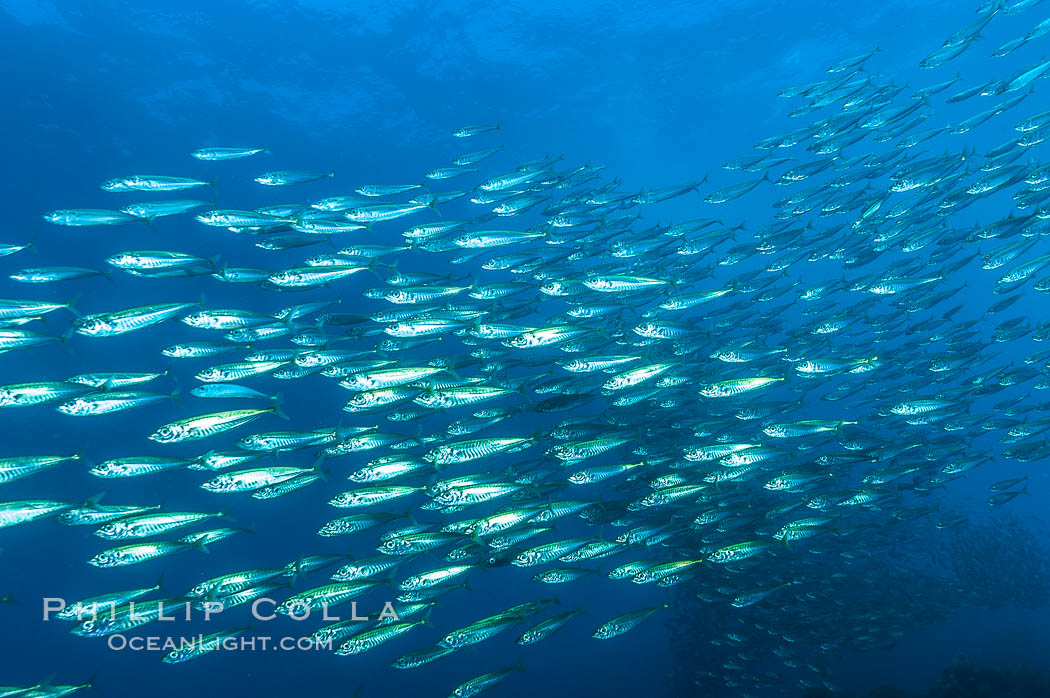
[83, 492, 106, 508]
[287, 558, 304, 584]
[365, 258, 396, 278]
[312, 455, 330, 482]
[33, 674, 57, 691]
[271, 393, 289, 420]
[65, 294, 82, 318]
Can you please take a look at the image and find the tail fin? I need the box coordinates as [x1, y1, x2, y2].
[271, 393, 289, 420]
[65, 294, 82, 318]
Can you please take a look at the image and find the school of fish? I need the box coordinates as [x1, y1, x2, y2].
[3, 1, 1050, 695]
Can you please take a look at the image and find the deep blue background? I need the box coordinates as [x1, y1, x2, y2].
[2, 1, 1050, 696]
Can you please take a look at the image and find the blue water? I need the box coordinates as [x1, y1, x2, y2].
[2, 1, 1050, 697]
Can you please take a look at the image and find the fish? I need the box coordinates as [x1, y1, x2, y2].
[87, 541, 199, 567]
[195, 209, 291, 228]
[517, 606, 585, 644]
[254, 170, 335, 186]
[452, 124, 500, 137]
[73, 302, 198, 337]
[0, 382, 91, 408]
[54, 580, 163, 620]
[190, 384, 276, 400]
[0, 239, 33, 257]
[42, 209, 141, 226]
[163, 627, 250, 663]
[592, 603, 669, 639]
[0, 499, 80, 529]
[107, 251, 217, 277]
[447, 664, 524, 697]
[10, 267, 107, 283]
[57, 501, 162, 526]
[267, 265, 368, 288]
[201, 465, 317, 493]
[100, 175, 212, 192]
[120, 199, 211, 220]
[89, 457, 192, 479]
[150, 406, 284, 443]
[0, 455, 80, 485]
[191, 147, 268, 160]
[56, 390, 176, 416]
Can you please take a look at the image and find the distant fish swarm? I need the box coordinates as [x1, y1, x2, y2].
[4, 1, 1050, 695]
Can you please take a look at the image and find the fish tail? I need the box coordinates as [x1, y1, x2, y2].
[270, 393, 289, 420]
[65, 294, 82, 318]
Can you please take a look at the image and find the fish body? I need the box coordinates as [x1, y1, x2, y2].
[58, 391, 173, 416]
[453, 124, 500, 137]
[74, 303, 197, 337]
[10, 267, 106, 283]
[593, 604, 669, 638]
[0, 455, 79, 485]
[150, 407, 281, 443]
[0, 500, 77, 529]
[255, 170, 334, 186]
[43, 209, 141, 226]
[88, 541, 194, 567]
[0, 382, 90, 408]
[201, 465, 313, 493]
[192, 147, 267, 160]
[120, 199, 210, 219]
[100, 175, 211, 192]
